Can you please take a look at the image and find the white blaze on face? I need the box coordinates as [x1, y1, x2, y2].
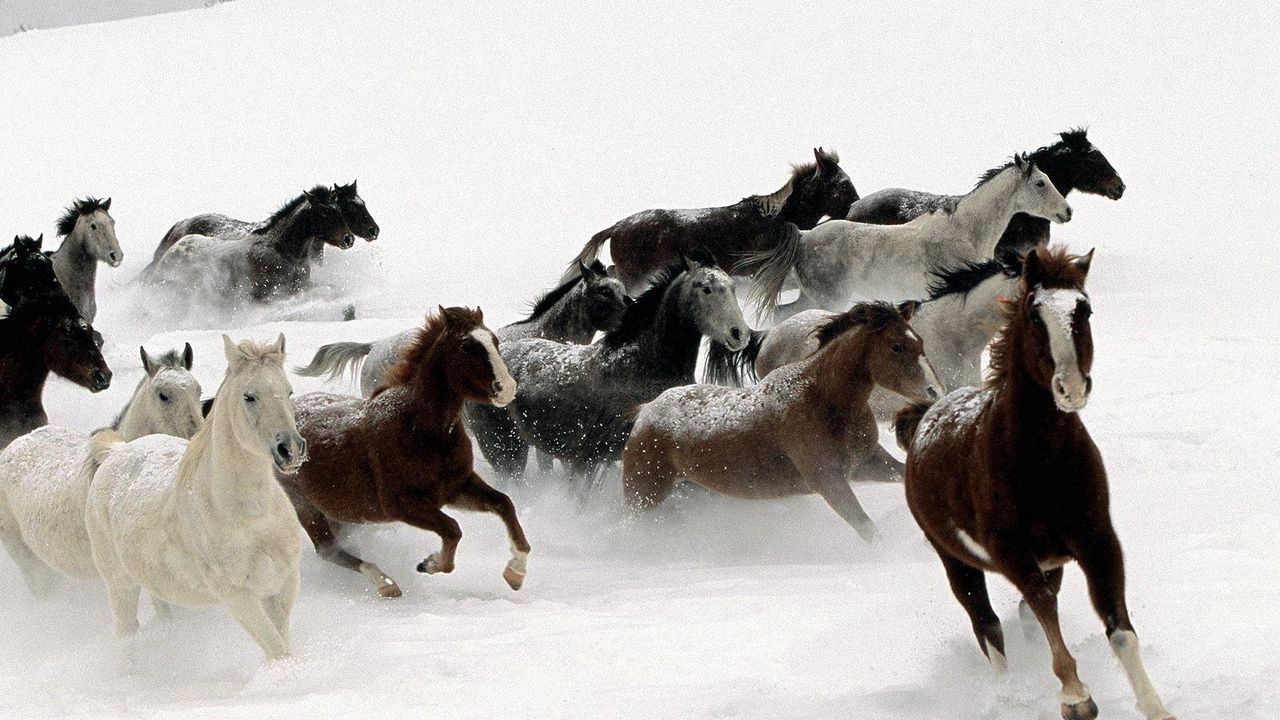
[472, 329, 516, 406]
[1036, 287, 1089, 412]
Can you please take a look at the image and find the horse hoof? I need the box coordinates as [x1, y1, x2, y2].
[1060, 697, 1098, 720]
[377, 582, 402, 598]
[417, 555, 451, 575]
[503, 565, 525, 591]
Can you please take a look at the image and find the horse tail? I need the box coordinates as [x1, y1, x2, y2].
[561, 225, 614, 283]
[741, 222, 803, 321]
[702, 330, 768, 386]
[88, 429, 126, 469]
[293, 341, 373, 382]
[892, 401, 933, 452]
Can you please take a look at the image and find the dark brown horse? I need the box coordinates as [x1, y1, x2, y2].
[567, 148, 859, 292]
[1, 236, 111, 450]
[895, 246, 1174, 720]
[623, 301, 942, 542]
[848, 129, 1124, 267]
[279, 307, 530, 598]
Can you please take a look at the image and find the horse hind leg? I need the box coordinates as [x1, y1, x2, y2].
[293, 494, 401, 598]
[1020, 567, 1064, 642]
[936, 549, 1007, 673]
[621, 438, 681, 511]
[447, 474, 531, 591]
[0, 501, 59, 595]
[1007, 560, 1097, 720]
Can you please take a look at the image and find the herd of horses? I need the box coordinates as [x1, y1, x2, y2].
[0, 129, 1177, 719]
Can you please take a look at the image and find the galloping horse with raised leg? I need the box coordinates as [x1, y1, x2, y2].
[624, 302, 942, 542]
[895, 246, 1174, 720]
[282, 307, 531, 598]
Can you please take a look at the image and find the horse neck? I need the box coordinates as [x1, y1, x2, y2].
[779, 177, 826, 229]
[52, 232, 96, 298]
[951, 171, 1024, 255]
[183, 396, 275, 507]
[114, 379, 155, 439]
[633, 286, 704, 378]
[1027, 149, 1079, 196]
[0, 341, 48, 413]
[803, 334, 874, 409]
[534, 285, 596, 343]
[260, 203, 315, 258]
[405, 342, 467, 435]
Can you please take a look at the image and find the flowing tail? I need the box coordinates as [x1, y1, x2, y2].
[740, 222, 804, 321]
[560, 225, 615, 284]
[892, 401, 933, 452]
[703, 330, 769, 386]
[293, 341, 373, 382]
[87, 429, 126, 470]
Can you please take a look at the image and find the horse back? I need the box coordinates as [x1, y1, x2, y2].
[608, 204, 768, 278]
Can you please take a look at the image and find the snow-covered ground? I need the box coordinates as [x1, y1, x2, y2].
[1, 2, 1277, 718]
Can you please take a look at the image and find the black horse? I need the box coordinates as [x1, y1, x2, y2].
[470, 252, 749, 484]
[847, 129, 1123, 265]
[567, 148, 859, 292]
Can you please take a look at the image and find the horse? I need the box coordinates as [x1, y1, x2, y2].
[567, 148, 859, 293]
[146, 182, 378, 271]
[0, 344, 201, 591]
[745, 154, 1070, 318]
[894, 246, 1174, 720]
[279, 307, 530, 599]
[848, 129, 1124, 266]
[470, 252, 749, 484]
[708, 257, 1022, 418]
[294, 259, 631, 397]
[85, 334, 306, 660]
[623, 301, 942, 541]
[48, 197, 123, 324]
[1, 236, 112, 450]
[145, 185, 354, 302]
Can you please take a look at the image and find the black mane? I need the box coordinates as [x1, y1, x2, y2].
[925, 258, 1018, 301]
[601, 252, 716, 348]
[814, 301, 902, 348]
[512, 260, 606, 325]
[259, 185, 332, 232]
[976, 128, 1091, 185]
[55, 197, 110, 237]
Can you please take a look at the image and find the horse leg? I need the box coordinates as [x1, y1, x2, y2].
[535, 450, 555, 476]
[265, 574, 299, 645]
[447, 473, 532, 590]
[1006, 560, 1097, 720]
[793, 455, 878, 542]
[848, 444, 905, 483]
[1020, 567, 1064, 641]
[292, 494, 401, 598]
[621, 440, 681, 510]
[0, 504, 58, 594]
[936, 549, 1006, 673]
[392, 501, 462, 576]
[151, 595, 175, 621]
[223, 592, 289, 660]
[1073, 531, 1175, 720]
[469, 405, 529, 480]
[86, 519, 141, 635]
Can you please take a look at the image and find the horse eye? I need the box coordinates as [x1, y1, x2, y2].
[158, 392, 170, 403]
[890, 343, 905, 353]
[1036, 180, 1046, 188]
[90, 223, 97, 230]
[1079, 305, 1092, 319]
[702, 287, 712, 295]
[244, 392, 257, 403]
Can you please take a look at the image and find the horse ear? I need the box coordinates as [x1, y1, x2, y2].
[474, 306, 484, 323]
[682, 254, 698, 273]
[1073, 248, 1095, 278]
[576, 259, 592, 279]
[896, 300, 921, 322]
[221, 334, 241, 364]
[274, 333, 286, 355]
[1023, 248, 1043, 288]
[182, 342, 194, 370]
[1014, 153, 1027, 173]
[140, 346, 157, 377]
[349, 180, 357, 192]
[102, 197, 111, 211]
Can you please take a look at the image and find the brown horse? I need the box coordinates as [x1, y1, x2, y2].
[279, 307, 530, 598]
[895, 246, 1174, 720]
[622, 301, 942, 542]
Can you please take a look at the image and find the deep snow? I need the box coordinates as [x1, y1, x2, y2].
[1, 1, 1278, 718]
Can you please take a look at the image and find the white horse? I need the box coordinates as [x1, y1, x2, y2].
[746, 154, 1070, 316]
[0, 344, 201, 591]
[85, 334, 307, 660]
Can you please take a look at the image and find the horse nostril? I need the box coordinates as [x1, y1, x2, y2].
[927, 387, 939, 400]
[730, 328, 742, 342]
[1084, 375, 1093, 393]
[276, 442, 291, 461]
[492, 380, 504, 394]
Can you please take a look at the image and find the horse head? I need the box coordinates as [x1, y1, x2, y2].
[58, 197, 122, 267]
[334, 180, 381, 240]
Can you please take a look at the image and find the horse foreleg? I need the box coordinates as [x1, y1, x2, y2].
[849, 444, 905, 483]
[393, 502, 462, 576]
[793, 456, 878, 542]
[0, 506, 59, 594]
[448, 474, 532, 590]
[1005, 559, 1096, 720]
[264, 575, 299, 646]
[1073, 531, 1175, 720]
[223, 592, 289, 661]
[935, 548, 1006, 673]
[1020, 567, 1064, 642]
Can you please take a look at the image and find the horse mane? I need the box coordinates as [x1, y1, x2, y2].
[55, 197, 110, 237]
[378, 308, 483, 392]
[258, 185, 332, 232]
[985, 245, 1088, 385]
[512, 260, 604, 325]
[749, 149, 841, 216]
[813, 301, 902, 348]
[107, 349, 188, 430]
[925, 258, 1018, 301]
[601, 250, 715, 348]
[976, 129, 1091, 186]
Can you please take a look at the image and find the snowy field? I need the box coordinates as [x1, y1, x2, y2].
[1, 2, 1278, 718]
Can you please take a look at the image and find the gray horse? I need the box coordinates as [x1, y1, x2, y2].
[48, 197, 122, 325]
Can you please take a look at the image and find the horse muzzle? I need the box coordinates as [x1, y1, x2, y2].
[107, 251, 123, 267]
[723, 326, 749, 352]
[490, 379, 517, 408]
[89, 368, 112, 392]
[1051, 373, 1090, 413]
[1106, 180, 1126, 200]
[272, 433, 309, 473]
[336, 234, 355, 249]
[1055, 205, 1073, 223]
[363, 225, 380, 241]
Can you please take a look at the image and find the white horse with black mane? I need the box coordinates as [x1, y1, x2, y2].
[745, 154, 1071, 317]
[0, 344, 201, 591]
[85, 335, 306, 660]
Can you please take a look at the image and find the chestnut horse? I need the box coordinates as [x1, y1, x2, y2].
[623, 302, 942, 542]
[895, 246, 1174, 720]
[567, 148, 858, 292]
[279, 307, 530, 598]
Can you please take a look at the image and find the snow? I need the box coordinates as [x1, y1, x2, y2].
[1, 1, 1279, 718]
